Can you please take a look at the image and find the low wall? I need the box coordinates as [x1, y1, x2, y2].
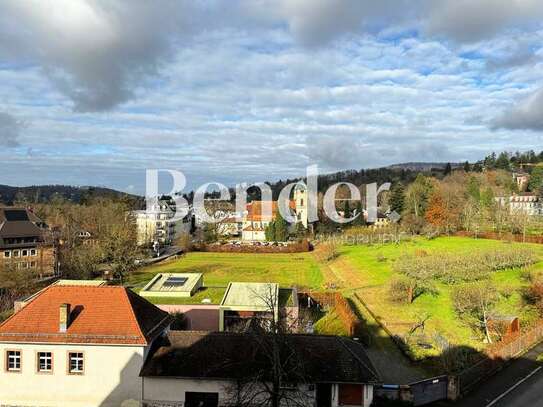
[201, 240, 311, 253]
[158, 304, 220, 331]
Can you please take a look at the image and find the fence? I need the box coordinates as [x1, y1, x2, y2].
[458, 321, 543, 393]
[201, 239, 311, 253]
[455, 230, 543, 244]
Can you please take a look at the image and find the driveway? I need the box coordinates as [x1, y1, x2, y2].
[450, 342, 543, 407]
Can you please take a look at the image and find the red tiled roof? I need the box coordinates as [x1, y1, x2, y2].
[245, 201, 295, 221]
[0, 285, 171, 345]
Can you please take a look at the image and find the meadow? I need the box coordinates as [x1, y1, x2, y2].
[131, 236, 543, 359]
[339, 236, 543, 356]
[129, 251, 324, 290]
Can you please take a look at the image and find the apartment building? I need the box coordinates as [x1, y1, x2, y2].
[0, 207, 56, 278]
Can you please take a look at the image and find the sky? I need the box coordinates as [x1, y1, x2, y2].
[1, 0, 543, 194]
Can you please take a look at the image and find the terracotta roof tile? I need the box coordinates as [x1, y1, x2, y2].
[0, 285, 171, 345]
[245, 201, 295, 222]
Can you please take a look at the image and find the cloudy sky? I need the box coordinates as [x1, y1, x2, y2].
[1, 0, 543, 194]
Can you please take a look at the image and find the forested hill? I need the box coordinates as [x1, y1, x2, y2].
[0, 184, 141, 206]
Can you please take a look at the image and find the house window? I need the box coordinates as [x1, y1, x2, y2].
[13, 250, 20, 258]
[30, 249, 37, 256]
[37, 352, 52, 373]
[22, 250, 28, 257]
[6, 350, 21, 372]
[30, 261, 36, 268]
[68, 352, 84, 374]
[3, 251, 10, 258]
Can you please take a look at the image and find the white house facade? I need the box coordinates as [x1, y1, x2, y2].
[0, 284, 171, 407]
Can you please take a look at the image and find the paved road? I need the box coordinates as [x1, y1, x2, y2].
[451, 342, 543, 407]
[485, 367, 543, 407]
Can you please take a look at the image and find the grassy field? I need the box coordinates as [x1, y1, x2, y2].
[339, 236, 543, 355]
[130, 251, 324, 291]
[128, 236, 543, 361]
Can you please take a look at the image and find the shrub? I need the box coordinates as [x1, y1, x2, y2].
[524, 280, 543, 315]
[334, 293, 361, 336]
[320, 241, 339, 262]
[388, 275, 412, 303]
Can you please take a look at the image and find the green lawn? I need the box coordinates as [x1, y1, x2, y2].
[141, 287, 227, 305]
[313, 309, 349, 336]
[129, 251, 324, 290]
[339, 236, 543, 356]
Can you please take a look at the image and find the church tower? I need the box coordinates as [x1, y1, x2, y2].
[294, 182, 308, 228]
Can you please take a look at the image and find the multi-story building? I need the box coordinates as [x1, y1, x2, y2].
[241, 183, 309, 242]
[0, 281, 379, 407]
[0, 207, 57, 278]
[133, 197, 193, 246]
[0, 283, 172, 407]
[495, 194, 543, 216]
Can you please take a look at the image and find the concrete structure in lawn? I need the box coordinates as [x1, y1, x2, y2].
[219, 282, 280, 332]
[216, 282, 299, 333]
[139, 273, 203, 299]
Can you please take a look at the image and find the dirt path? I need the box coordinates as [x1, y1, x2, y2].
[350, 294, 428, 383]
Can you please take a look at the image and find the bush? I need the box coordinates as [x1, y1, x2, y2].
[334, 293, 361, 336]
[524, 280, 543, 315]
[320, 241, 339, 262]
[388, 275, 412, 303]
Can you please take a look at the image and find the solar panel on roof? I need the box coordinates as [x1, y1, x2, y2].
[164, 276, 188, 287]
[4, 210, 29, 222]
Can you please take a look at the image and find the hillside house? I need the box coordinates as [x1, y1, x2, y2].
[0, 207, 57, 278]
[495, 193, 543, 216]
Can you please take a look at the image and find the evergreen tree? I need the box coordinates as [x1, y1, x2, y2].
[444, 163, 452, 176]
[480, 187, 495, 208]
[343, 200, 351, 219]
[275, 215, 289, 242]
[495, 152, 511, 170]
[265, 221, 276, 241]
[354, 200, 365, 225]
[467, 177, 481, 201]
[463, 161, 471, 172]
[528, 167, 543, 193]
[389, 183, 405, 214]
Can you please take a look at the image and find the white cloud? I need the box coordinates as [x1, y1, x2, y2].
[0, 112, 22, 147]
[0, 0, 199, 112]
[424, 0, 543, 43]
[493, 87, 543, 130]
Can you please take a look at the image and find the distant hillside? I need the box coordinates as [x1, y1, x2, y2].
[0, 184, 141, 206]
[386, 162, 462, 171]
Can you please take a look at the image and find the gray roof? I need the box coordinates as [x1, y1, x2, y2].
[140, 331, 380, 384]
[0, 208, 47, 247]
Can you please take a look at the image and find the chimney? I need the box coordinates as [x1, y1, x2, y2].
[59, 303, 70, 333]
